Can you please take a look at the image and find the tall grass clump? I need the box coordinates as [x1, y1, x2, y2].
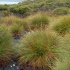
[18, 30, 65, 70]
[0, 16, 24, 39]
[0, 25, 13, 68]
[10, 23, 23, 39]
[53, 16, 70, 35]
[53, 34, 70, 70]
[53, 60, 70, 70]
[0, 16, 23, 25]
[30, 13, 49, 30]
[63, 33, 70, 55]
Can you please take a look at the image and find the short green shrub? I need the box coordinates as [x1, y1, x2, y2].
[53, 7, 69, 15]
[10, 5, 31, 15]
[18, 30, 65, 70]
[53, 16, 70, 35]
[0, 4, 9, 10]
[0, 25, 13, 67]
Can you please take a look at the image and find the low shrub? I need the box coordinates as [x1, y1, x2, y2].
[10, 5, 31, 16]
[53, 7, 69, 15]
[0, 5, 9, 10]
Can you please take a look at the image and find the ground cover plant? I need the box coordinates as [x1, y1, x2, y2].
[0, 0, 70, 70]
[0, 25, 14, 68]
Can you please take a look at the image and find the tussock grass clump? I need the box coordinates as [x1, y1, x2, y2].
[53, 60, 70, 70]
[18, 30, 64, 70]
[20, 13, 49, 31]
[28, 13, 49, 30]
[63, 33, 70, 53]
[0, 16, 23, 25]
[0, 16, 25, 39]
[10, 23, 23, 39]
[53, 16, 70, 35]
[0, 25, 13, 67]
[53, 34, 70, 70]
